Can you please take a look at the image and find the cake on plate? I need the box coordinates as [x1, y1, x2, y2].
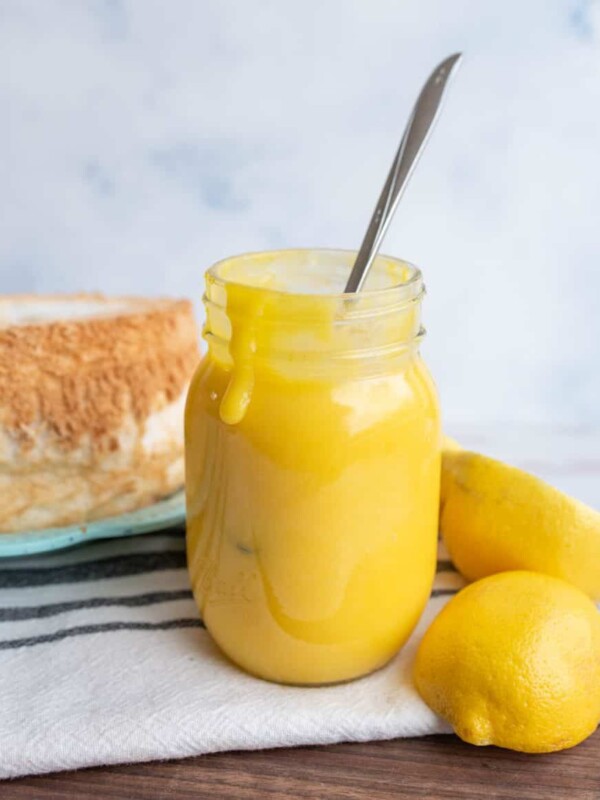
[0, 294, 200, 533]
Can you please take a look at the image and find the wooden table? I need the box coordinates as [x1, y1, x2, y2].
[5, 730, 599, 799]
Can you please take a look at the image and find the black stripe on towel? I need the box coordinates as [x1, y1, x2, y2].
[92, 527, 185, 541]
[0, 551, 187, 589]
[435, 560, 456, 572]
[430, 588, 459, 598]
[0, 589, 194, 622]
[0, 617, 205, 651]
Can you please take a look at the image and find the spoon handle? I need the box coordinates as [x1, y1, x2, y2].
[344, 52, 463, 294]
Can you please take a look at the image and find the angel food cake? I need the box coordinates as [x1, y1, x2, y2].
[0, 294, 200, 533]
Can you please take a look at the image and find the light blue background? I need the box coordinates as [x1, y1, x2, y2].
[1, 0, 599, 427]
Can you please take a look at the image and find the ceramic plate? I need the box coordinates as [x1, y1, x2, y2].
[0, 491, 186, 558]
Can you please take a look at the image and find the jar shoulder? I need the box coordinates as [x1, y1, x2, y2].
[187, 352, 439, 430]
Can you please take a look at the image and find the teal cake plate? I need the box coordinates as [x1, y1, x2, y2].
[0, 491, 186, 558]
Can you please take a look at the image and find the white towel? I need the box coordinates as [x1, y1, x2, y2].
[0, 425, 596, 779]
[0, 527, 464, 778]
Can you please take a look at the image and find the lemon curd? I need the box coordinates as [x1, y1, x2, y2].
[185, 249, 441, 684]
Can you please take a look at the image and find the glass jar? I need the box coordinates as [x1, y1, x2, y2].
[185, 249, 441, 685]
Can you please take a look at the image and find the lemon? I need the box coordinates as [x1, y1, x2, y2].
[440, 449, 600, 599]
[414, 571, 600, 753]
[442, 434, 462, 452]
[440, 436, 462, 511]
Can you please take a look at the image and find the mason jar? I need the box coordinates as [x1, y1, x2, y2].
[185, 249, 441, 685]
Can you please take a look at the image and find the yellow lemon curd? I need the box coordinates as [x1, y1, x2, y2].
[185, 249, 441, 684]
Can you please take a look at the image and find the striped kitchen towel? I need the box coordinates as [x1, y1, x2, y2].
[0, 528, 463, 778]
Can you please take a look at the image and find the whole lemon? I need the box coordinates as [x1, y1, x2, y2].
[440, 450, 600, 599]
[414, 571, 600, 753]
[442, 435, 462, 452]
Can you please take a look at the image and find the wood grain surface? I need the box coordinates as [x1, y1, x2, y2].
[4, 730, 599, 800]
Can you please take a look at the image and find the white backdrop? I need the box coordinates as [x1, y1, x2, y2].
[1, 0, 599, 427]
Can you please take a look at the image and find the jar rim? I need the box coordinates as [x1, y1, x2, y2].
[204, 248, 425, 364]
[206, 248, 422, 303]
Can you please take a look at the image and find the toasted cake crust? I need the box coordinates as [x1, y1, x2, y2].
[0, 294, 200, 532]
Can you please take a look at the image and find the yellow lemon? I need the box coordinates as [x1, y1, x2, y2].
[440, 435, 462, 510]
[442, 434, 462, 452]
[414, 571, 600, 753]
[440, 450, 600, 599]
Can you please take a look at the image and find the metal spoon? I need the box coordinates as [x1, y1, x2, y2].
[344, 52, 463, 294]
